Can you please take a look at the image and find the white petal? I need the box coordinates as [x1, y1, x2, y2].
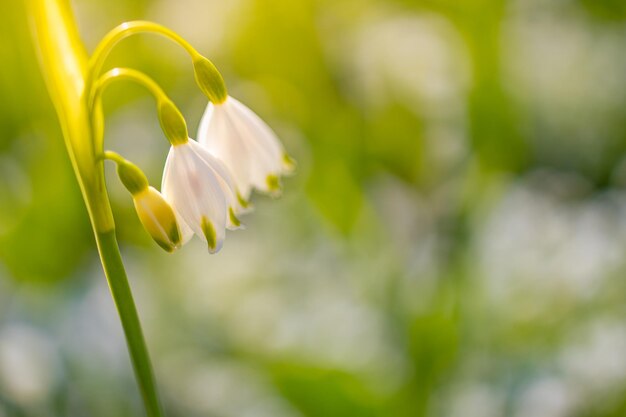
[162, 143, 228, 252]
[179, 144, 228, 241]
[177, 217, 194, 245]
[229, 96, 285, 166]
[188, 140, 237, 203]
[197, 101, 215, 139]
[224, 97, 290, 193]
[198, 95, 291, 197]
[187, 140, 246, 229]
[198, 100, 253, 199]
[161, 150, 194, 245]
[226, 103, 281, 180]
[200, 98, 272, 195]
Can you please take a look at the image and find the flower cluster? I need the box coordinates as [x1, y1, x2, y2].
[158, 95, 293, 253]
[111, 93, 292, 254]
[97, 35, 292, 253]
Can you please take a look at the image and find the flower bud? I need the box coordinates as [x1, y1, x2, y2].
[110, 154, 182, 252]
[133, 186, 182, 252]
[193, 56, 227, 104]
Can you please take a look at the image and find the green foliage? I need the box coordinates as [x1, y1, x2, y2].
[269, 363, 387, 417]
[1, 0, 626, 415]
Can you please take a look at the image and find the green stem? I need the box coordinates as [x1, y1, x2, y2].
[89, 68, 188, 150]
[95, 230, 163, 416]
[29, 1, 164, 415]
[87, 20, 201, 102]
[86, 20, 228, 104]
[91, 67, 170, 110]
[103, 150, 128, 165]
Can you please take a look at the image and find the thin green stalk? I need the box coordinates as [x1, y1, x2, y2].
[86, 20, 201, 103]
[90, 67, 186, 151]
[95, 230, 162, 416]
[91, 67, 170, 110]
[28, 0, 164, 415]
[86, 20, 227, 104]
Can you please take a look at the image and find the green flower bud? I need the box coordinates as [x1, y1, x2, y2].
[158, 99, 188, 146]
[193, 56, 227, 104]
[134, 186, 182, 252]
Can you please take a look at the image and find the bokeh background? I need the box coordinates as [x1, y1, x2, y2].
[1, 0, 626, 416]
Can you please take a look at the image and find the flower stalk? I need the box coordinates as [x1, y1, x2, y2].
[29, 0, 293, 413]
[29, 0, 163, 415]
[87, 20, 227, 104]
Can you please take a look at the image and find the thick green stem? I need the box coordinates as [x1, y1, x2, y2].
[95, 230, 163, 416]
[29, 0, 164, 415]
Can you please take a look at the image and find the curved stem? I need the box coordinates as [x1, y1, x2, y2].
[91, 67, 188, 149]
[102, 150, 127, 164]
[91, 67, 170, 110]
[87, 21, 201, 102]
[102, 151, 126, 164]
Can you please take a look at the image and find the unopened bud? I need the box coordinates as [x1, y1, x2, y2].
[134, 186, 182, 252]
[193, 56, 227, 104]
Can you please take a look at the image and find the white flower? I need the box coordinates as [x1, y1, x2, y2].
[197, 95, 294, 201]
[161, 139, 241, 253]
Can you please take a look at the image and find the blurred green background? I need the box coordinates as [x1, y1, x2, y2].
[1, 0, 626, 416]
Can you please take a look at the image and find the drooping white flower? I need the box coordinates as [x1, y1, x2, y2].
[197, 96, 294, 201]
[161, 138, 242, 253]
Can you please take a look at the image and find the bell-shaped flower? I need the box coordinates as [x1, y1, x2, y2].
[161, 139, 242, 253]
[197, 96, 294, 201]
